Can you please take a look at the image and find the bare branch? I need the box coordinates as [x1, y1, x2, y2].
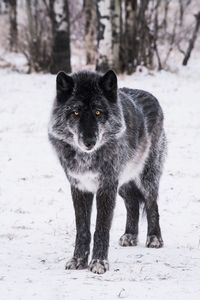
[182, 11, 200, 65]
[177, 43, 186, 56]
[163, 11, 178, 66]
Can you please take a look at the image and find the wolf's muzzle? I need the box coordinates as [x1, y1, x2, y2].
[83, 137, 96, 150]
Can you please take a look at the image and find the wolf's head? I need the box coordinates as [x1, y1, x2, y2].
[49, 70, 125, 153]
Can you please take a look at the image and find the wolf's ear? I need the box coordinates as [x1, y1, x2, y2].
[100, 70, 117, 102]
[56, 71, 74, 102]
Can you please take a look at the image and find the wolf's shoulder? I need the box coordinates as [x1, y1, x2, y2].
[119, 87, 159, 106]
[119, 87, 164, 133]
[119, 88, 163, 117]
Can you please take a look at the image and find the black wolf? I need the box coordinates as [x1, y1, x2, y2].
[48, 70, 167, 274]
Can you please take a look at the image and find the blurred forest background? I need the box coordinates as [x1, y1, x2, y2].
[0, 0, 199, 74]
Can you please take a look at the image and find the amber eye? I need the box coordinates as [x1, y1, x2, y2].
[73, 111, 80, 116]
[95, 110, 102, 116]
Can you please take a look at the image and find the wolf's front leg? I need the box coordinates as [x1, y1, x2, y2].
[89, 184, 117, 274]
[65, 186, 93, 270]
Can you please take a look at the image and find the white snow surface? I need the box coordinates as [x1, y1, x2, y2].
[0, 62, 200, 300]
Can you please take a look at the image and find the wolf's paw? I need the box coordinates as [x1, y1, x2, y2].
[65, 257, 88, 270]
[119, 233, 138, 247]
[89, 259, 109, 274]
[146, 235, 163, 248]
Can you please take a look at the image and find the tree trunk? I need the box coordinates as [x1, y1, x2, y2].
[84, 0, 97, 65]
[26, 0, 37, 71]
[111, 0, 121, 73]
[182, 12, 200, 66]
[25, 0, 52, 72]
[153, 0, 162, 70]
[123, 0, 137, 74]
[96, 0, 122, 73]
[137, 0, 152, 67]
[8, 0, 18, 52]
[96, 0, 112, 72]
[50, 0, 71, 74]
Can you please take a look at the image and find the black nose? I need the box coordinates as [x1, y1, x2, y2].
[84, 137, 96, 149]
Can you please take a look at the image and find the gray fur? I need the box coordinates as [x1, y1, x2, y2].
[48, 70, 167, 274]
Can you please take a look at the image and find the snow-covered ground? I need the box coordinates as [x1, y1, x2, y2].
[0, 60, 200, 300]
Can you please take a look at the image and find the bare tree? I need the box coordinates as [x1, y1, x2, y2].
[182, 11, 200, 65]
[96, 0, 112, 72]
[7, 0, 18, 52]
[23, 0, 51, 72]
[25, 0, 37, 71]
[84, 0, 97, 65]
[123, 0, 137, 73]
[111, 0, 121, 73]
[4, 0, 199, 73]
[96, 0, 122, 72]
[46, 0, 71, 74]
[136, 0, 155, 68]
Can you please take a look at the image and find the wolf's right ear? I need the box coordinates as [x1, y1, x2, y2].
[56, 71, 74, 102]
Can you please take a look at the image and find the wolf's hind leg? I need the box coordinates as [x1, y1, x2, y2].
[118, 181, 143, 247]
[141, 166, 164, 248]
[145, 199, 163, 248]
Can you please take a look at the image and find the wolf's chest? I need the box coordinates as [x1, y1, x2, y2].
[68, 170, 99, 193]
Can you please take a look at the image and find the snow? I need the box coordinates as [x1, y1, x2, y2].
[0, 50, 28, 72]
[0, 61, 200, 300]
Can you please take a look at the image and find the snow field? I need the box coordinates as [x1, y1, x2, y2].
[0, 62, 200, 299]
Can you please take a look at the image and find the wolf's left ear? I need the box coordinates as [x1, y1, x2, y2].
[100, 70, 117, 102]
[56, 71, 74, 102]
